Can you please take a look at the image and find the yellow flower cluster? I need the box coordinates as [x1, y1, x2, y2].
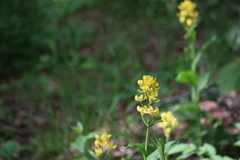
[135, 75, 160, 103]
[177, 0, 199, 27]
[157, 111, 179, 134]
[92, 133, 117, 156]
[137, 105, 159, 117]
[135, 75, 160, 116]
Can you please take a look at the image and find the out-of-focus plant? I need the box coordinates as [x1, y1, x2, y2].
[70, 121, 100, 160]
[175, 0, 216, 148]
[91, 133, 117, 160]
[0, 140, 18, 159]
[172, 0, 239, 159]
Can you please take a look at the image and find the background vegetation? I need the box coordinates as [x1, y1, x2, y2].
[0, 0, 239, 159]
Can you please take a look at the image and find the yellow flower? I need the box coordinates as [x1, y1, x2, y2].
[186, 19, 193, 26]
[166, 128, 172, 134]
[137, 105, 159, 117]
[137, 105, 147, 115]
[177, 0, 198, 27]
[149, 106, 159, 117]
[93, 148, 103, 156]
[179, 16, 186, 23]
[136, 75, 160, 103]
[92, 132, 117, 157]
[94, 140, 101, 148]
[190, 11, 199, 17]
[157, 111, 179, 135]
[135, 95, 146, 102]
[172, 119, 179, 128]
[136, 75, 160, 117]
[95, 135, 101, 140]
[107, 143, 117, 151]
[101, 133, 111, 140]
[157, 121, 168, 128]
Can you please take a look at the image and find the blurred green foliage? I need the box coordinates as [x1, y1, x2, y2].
[0, 0, 239, 159]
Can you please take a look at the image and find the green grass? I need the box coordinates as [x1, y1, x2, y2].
[0, 0, 239, 159]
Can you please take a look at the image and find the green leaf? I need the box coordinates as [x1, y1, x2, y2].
[191, 51, 203, 72]
[71, 121, 84, 135]
[222, 156, 234, 160]
[182, 144, 197, 154]
[234, 140, 240, 147]
[164, 139, 180, 153]
[176, 152, 195, 160]
[125, 142, 145, 149]
[71, 136, 86, 153]
[178, 104, 200, 114]
[151, 132, 165, 160]
[235, 123, 240, 129]
[71, 131, 99, 153]
[5, 140, 17, 155]
[0, 140, 17, 158]
[167, 143, 189, 155]
[151, 120, 162, 127]
[191, 35, 216, 72]
[71, 127, 82, 135]
[197, 148, 207, 156]
[202, 35, 217, 51]
[216, 61, 240, 93]
[176, 70, 199, 86]
[147, 149, 159, 160]
[211, 155, 223, 160]
[125, 142, 146, 158]
[0, 148, 10, 158]
[204, 143, 216, 157]
[197, 69, 213, 92]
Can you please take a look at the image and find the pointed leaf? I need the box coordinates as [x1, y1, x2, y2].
[147, 149, 159, 160]
[125, 142, 146, 158]
[176, 152, 195, 160]
[176, 70, 199, 86]
[204, 143, 216, 157]
[197, 69, 213, 93]
[234, 140, 240, 147]
[182, 144, 197, 154]
[167, 143, 189, 155]
[164, 138, 180, 153]
[216, 61, 240, 93]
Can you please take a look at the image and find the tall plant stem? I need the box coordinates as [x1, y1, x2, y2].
[145, 115, 151, 155]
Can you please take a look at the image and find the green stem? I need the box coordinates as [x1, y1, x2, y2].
[145, 115, 151, 155]
[166, 134, 170, 144]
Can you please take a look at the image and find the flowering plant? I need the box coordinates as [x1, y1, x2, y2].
[125, 75, 180, 160]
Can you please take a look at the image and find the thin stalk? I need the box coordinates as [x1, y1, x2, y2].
[145, 115, 151, 155]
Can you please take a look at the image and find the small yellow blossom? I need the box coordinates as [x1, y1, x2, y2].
[172, 119, 179, 128]
[92, 132, 117, 157]
[107, 143, 117, 151]
[135, 95, 146, 102]
[93, 148, 103, 156]
[177, 0, 198, 27]
[158, 121, 168, 128]
[135, 75, 160, 117]
[136, 75, 160, 103]
[94, 140, 101, 148]
[137, 105, 159, 117]
[166, 128, 172, 134]
[157, 111, 179, 135]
